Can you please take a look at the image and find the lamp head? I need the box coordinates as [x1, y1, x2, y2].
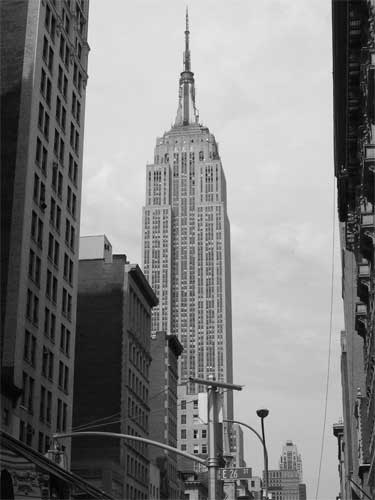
[256, 408, 269, 419]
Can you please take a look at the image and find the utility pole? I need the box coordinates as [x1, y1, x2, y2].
[189, 376, 243, 500]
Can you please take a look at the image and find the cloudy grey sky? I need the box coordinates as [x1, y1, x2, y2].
[80, 1, 343, 498]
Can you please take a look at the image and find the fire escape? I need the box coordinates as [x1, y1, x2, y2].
[335, 0, 375, 494]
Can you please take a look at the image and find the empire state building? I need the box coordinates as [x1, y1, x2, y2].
[142, 13, 233, 419]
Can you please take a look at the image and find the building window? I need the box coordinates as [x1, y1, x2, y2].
[23, 330, 36, 366]
[181, 414, 186, 424]
[60, 325, 71, 356]
[68, 154, 78, 184]
[21, 373, 34, 414]
[181, 429, 186, 439]
[31, 212, 44, 248]
[181, 400, 186, 410]
[58, 362, 69, 393]
[57, 398, 62, 431]
[19, 420, 26, 442]
[38, 102, 50, 140]
[42, 347, 54, 381]
[46, 391, 52, 424]
[38, 432, 44, 453]
[40, 386, 46, 422]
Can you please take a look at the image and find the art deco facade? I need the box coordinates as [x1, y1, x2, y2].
[265, 442, 306, 500]
[279, 441, 303, 481]
[332, 0, 375, 497]
[1, 0, 89, 464]
[142, 13, 234, 456]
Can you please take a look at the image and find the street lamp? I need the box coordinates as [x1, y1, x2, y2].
[256, 408, 269, 500]
[223, 418, 269, 500]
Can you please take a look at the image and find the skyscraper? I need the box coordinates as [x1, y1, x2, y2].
[266, 440, 306, 500]
[142, 11, 233, 432]
[279, 441, 303, 481]
[1, 0, 89, 464]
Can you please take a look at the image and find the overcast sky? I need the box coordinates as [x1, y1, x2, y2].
[80, 2, 343, 498]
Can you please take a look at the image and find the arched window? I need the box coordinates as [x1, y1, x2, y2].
[1, 470, 14, 500]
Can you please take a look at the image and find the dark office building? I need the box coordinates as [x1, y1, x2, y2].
[332, 0, 374, 497]
[149, 331, 183, 499]
[71, 236, 158, 500]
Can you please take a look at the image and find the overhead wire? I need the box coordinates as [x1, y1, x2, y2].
[315, 180, 336, 499]
[72, 386, 171, 432]
[71, 384, 227, 433]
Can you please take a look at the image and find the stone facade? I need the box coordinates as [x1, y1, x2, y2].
[332, 0, 375, 497]
[1, 0, 89, 465]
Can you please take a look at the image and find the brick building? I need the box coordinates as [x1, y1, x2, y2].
[71, 236, 158, 499]
[1, 0, 89, 464]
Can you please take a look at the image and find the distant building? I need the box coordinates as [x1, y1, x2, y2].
[229, 424, 246, 468]
[181, 471, 208, 500]
[177, 384, 210, 472]
[298, 483, 306, 500]
[281, 470, 300, 500]
[264, 469, 300, 500]
[79, 234, 112, 261]
[279, 441, 303, 481]
[332, 420, 345, 500]
[149, 331, 183, 499]
[71, 237, 158, 499]
[267, 470, 282, 500]
[246, 476, 262, 500]
[332, 0, 374, 497]
[1, 0, 89, 464]
[265, 442, 306, 500]
[149, 462, 161, 500]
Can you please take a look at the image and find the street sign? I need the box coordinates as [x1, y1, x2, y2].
[218, 467, 252, 481]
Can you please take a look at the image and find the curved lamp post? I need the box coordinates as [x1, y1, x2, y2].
[256, 408, 269, 500]
[52, 430, 206, 465]
[224, 411, 269, 500]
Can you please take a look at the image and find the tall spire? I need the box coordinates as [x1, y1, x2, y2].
[174, 8, 199, 127]
[184, 7, 191, 72]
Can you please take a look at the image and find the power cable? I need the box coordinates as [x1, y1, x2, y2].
[73, 411, 121, 432]
[72, 381, 227, 433]
[315, 180, 336, 499]
[72, 387, 171, 432]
